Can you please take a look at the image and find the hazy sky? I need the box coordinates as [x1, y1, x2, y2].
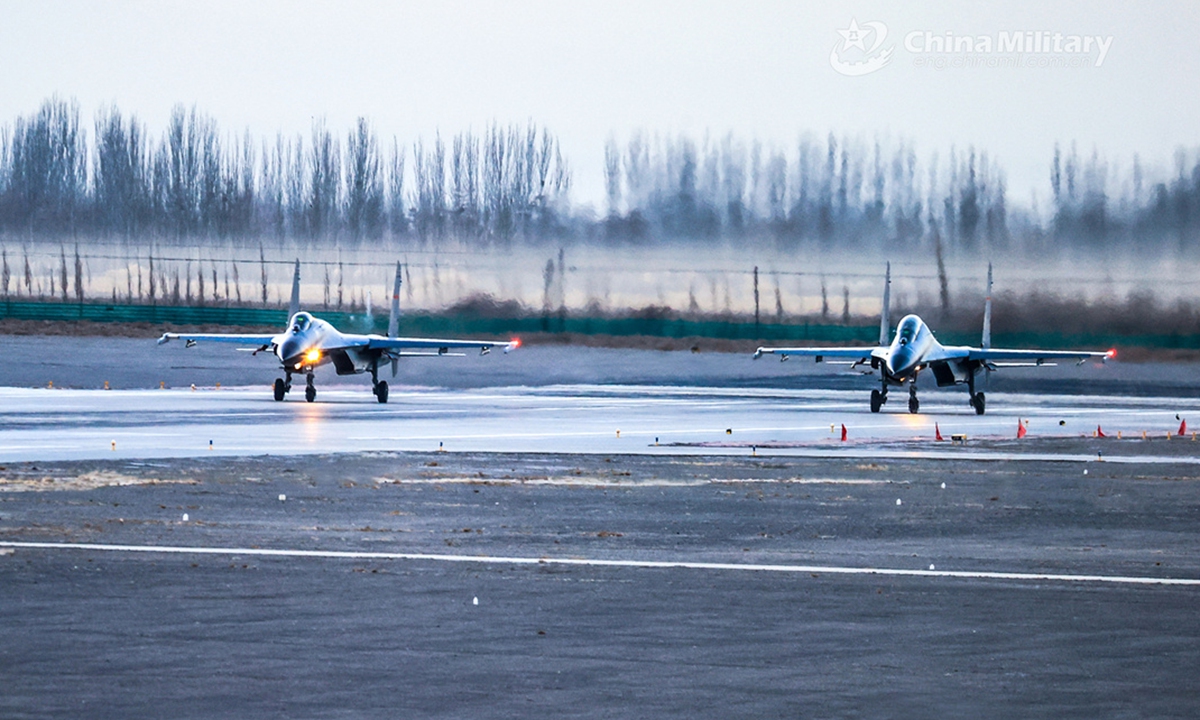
[2, 0, 1197, 210]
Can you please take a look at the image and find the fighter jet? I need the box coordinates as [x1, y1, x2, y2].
[753, 263, 1114, 415]
[157, 261, 518, 403]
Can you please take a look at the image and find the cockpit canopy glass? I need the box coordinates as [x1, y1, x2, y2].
[898, 317, 919, 344]
[291, 312, 312, 333]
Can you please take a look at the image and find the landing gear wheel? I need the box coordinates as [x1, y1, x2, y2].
[374, 381, 389, 404]
[273, 378, 286, 401]
[908, 396, 920, 414]
[970, 392, 986, 415]
[305, 378, 316, 403]
[870, 389, 883, 413]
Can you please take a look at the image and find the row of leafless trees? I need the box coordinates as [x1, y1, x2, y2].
[5, 97, 1200, 255]
[1050, 142, 1200, 251]
[601, 131, 1200, 256]
[602, 132, 1009, 254]
[0, 98, 573, 247]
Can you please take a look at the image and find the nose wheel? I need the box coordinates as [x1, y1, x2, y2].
[304, 373, 316, 402]
[908, 382, 919, 414]
[273, 374, 293, 401]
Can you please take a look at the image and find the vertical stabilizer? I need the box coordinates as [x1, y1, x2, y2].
[388, 262, 402, 339]
[879, 261, 891, 346]
[982, 262, 993, 350]
[389, 262, 402, 377]
[288, 259, 301, 319]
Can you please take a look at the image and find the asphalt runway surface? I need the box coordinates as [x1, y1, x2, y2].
[3, 382, 1200, 464]
[3, 335, 1200, 716]
[1, 334, 1199, 462]
[3, 452, 1200, 718]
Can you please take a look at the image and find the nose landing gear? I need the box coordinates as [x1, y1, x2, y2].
[273, 373, 293, 401]
[304, 373, 316, 402]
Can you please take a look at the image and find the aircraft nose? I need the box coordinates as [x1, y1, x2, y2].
[279, 337, 302, 362]
[888, 348, 915, 376]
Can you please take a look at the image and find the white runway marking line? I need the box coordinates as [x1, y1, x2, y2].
[2, 541, 1197, 587]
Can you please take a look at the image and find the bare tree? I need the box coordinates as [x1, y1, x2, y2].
[344, 117, 382, 241]
[307, 120, 340, 241]
[386, 138, 407, 239]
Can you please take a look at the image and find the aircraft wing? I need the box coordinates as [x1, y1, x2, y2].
[157, 332, 277, 347]
[967, 347, 1114, 363]
[349, 335, 519, 354]
[754, 345, 884, 362]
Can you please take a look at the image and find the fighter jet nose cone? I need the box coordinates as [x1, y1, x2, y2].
[888, 348, 914, 377]
[280, 338, 301, 362]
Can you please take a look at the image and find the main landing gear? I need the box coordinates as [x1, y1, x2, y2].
[369, 361, 389, 404]
[304, 373, 316, 402]
[908, 382, 919, 414]
[967, 374, 986, 415]
[372, 381, 389, 403]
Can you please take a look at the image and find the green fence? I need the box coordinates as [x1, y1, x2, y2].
[0, 299, 1195, 350]
[0, 300, 287, 327]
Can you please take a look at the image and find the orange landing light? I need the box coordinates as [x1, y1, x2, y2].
[305, 349, 322, 363]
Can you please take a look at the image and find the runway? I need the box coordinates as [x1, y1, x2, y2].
[0, 382, 1198, 462]
[3, 450, 1200, 717]
[4, 340, 1200, 716]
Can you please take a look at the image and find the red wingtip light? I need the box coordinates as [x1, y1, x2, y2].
[510, 337, 522, 349]
[1106, 348, 1117, 359]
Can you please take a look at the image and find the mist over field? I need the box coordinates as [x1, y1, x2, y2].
[2, 97, 1200, 340]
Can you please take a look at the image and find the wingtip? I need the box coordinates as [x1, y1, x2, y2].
[156, 333, 171, 345]
[752, 348, 764, 360]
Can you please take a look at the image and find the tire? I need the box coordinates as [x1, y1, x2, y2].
[870, 389, 883, 413]
[375, 381, 388, 404]
[908, 396, 919, 414]
[273, 378, 286, 402]
[305, 385, 316, 403]
[973, 392, 986, 415]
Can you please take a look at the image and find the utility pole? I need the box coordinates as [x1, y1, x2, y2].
[753, 265, 760, 337]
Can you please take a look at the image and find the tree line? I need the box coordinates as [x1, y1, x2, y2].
[0, 98, 572, 247]
[3, 97, 1200, 256]
[601, 132, 1007, 256]
[599, 131, 1198, 256]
